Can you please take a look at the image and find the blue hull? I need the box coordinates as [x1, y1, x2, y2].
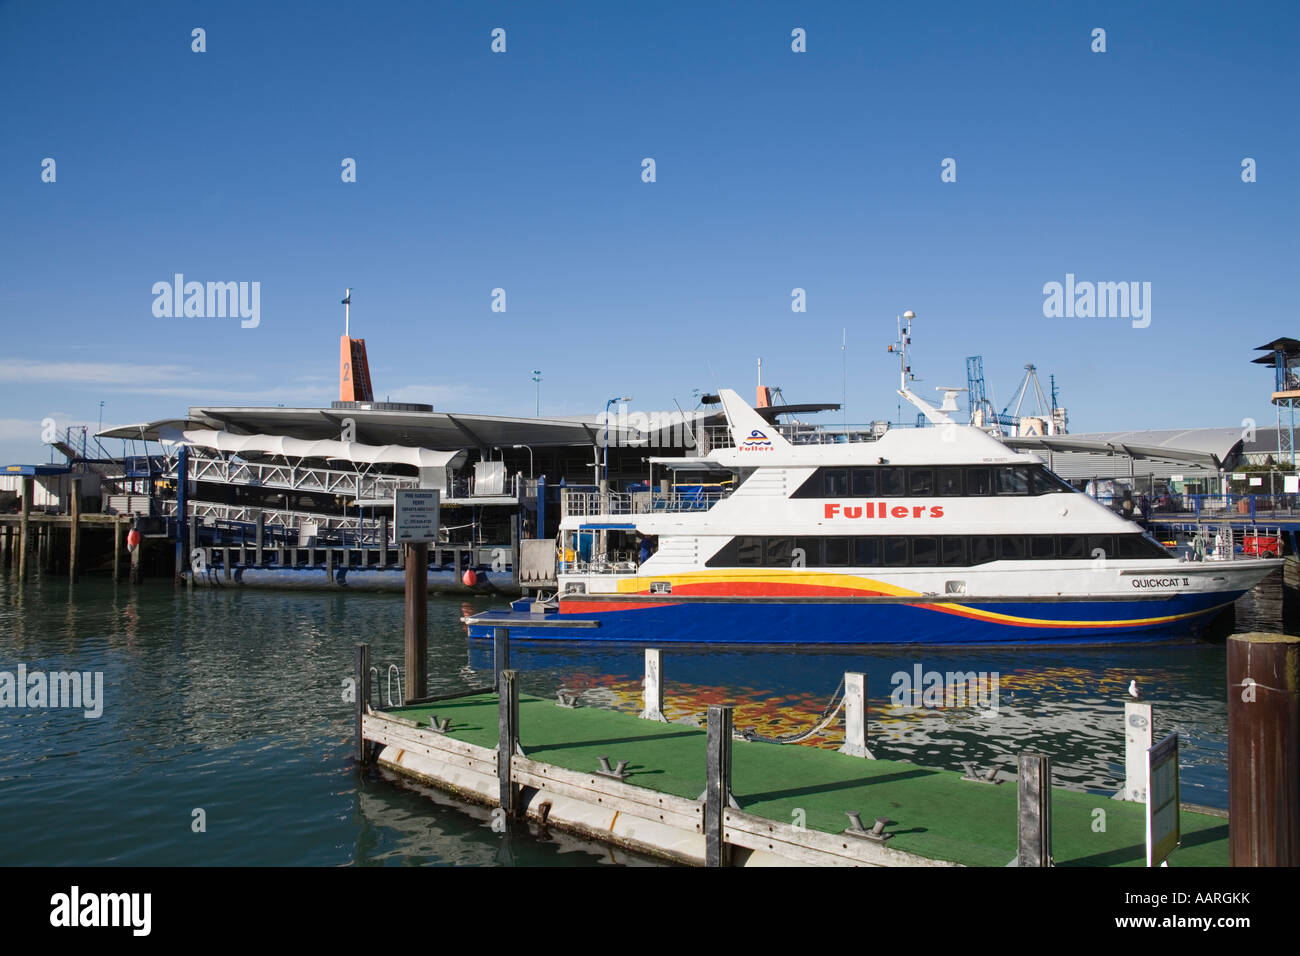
[466, 592, 1242, 646]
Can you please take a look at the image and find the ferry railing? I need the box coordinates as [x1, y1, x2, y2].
[1093, 492, 1300, 521]
[561, 488, 728, 517]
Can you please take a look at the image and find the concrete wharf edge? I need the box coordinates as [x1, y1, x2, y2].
[363, 694, 1230, 868]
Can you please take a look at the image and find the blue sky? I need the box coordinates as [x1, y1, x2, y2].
[2, 0, 1297, 462]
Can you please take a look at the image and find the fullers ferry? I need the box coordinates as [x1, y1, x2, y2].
[467, 323, 1280, 646]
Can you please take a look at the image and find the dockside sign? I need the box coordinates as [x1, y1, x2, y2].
[394, 489, 440, 544]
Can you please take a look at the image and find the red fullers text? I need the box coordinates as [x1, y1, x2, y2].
[824, 503, 945, 519]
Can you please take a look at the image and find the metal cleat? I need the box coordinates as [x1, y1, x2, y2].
[556, 691, 579, 709]
[429, 716, 451, 733]
[844, 811, 894, 843]
[960, 761, 1003, 784]
[595, 755, 630, 780]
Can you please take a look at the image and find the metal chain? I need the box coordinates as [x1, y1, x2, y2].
[741, 677, 846, 744]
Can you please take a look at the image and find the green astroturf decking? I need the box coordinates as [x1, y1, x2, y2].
[388, 694, 1228, 867]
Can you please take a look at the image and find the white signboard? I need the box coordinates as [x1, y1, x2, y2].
[1232, 473, 1247, 481]
[394, 489, 440, 544]
[1286, 475, 1299, 494]
[1145, 732, 1180, 866]
[1169, 474, 1184, 483]
[1249, 477, 1263, 487]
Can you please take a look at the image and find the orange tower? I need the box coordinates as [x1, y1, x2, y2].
[338, 288, 374, 403]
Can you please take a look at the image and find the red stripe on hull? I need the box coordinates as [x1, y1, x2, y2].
[655, 582, 884, 598]
[560, 600, 682, 614]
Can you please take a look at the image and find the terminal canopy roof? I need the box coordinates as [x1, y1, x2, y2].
[1003, 427, 1244, 469]
[99, 401, 836, 454]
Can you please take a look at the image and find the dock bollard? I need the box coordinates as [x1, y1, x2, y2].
[1228, 633, 1300, 865]
[839, 672, 872, 758]
[354, 643, 371, 766]
[705, 704, 734, 867]
[1017, 752, 1052, 867]
[1123, 697, 1153, 802]
[640, 648, 667, 722]
[498, 669, 520, 815]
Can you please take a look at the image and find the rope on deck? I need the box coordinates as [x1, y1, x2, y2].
[740, 677, 846, 745]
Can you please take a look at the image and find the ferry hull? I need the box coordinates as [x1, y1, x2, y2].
[467, 591, 1242, 646]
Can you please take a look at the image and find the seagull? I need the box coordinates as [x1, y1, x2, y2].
[1128, 680, 1141, 699]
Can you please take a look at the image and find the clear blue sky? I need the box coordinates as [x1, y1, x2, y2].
[2, 0, 1297, 462]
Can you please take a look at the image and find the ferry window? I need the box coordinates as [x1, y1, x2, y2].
[969, 536, 996, 565]
[965, 467, 992, 496]
[937, 467, 963, 496]
[996, 466, 1032, 496]
[999, 536, 1029, 560]
[911, 536, 939, 566]
[1117, 535, 1169, 558]
[882, 536, 909, 567]
[736, 537, 763, 566]
[1087, 535, 1115, 561]
[1058, 535, 1086, 559]
[1030, 536, 1057, 559]
[1031, 466, 1075, 495]
[940, 536, 967, 566]
[794, 537, 822, 567]
[766, 537, 793, 566]
[879, 468, 905, 497]
[909, 468, 934, 496]
[851, 468, 876, 497]
[823, 537, 852, 566]
[823, 469, 850, 496]
[854, 537, 880, 566]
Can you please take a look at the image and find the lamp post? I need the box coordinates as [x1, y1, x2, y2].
[532, 370, 542, 417]
[603, 396, 631, 487]
[512, 444, 534, 479]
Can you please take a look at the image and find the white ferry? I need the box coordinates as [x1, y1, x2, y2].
[468, 328, 1279, 646]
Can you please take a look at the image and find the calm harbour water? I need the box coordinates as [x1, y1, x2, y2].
[0, 567, 1290, 866]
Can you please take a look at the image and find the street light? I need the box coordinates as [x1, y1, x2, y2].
[603, 396, 631, 486]
[512, 444, 534, 479]
[532, 370, 543, 417]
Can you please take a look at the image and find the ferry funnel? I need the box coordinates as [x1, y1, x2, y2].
[717, 388, 792, 452]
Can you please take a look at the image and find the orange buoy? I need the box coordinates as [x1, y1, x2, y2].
[462, 569, 478, 587]
[126, 529, 141, 552]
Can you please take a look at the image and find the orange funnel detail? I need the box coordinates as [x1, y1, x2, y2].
[340, 335, 375, 402]
[755, 386, 771, 408]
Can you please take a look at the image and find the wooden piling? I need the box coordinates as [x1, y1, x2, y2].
[68, 477, 81, 580]
[1017, 753, 1052, 867]
[705, 704, 734, 867]
[1228, 632, 1300, 866]
[403, 542, 429, 701]
[255, 512, 264, 567]
[498, 668, 519, 815]
[493, 626, 510, 693]
[379, 516, 388, 567]
[112, 517, 123, 581]
[355, 643, 371, 766]
[18, 477, 31, 583]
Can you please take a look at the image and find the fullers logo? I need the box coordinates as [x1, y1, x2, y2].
[739, 429, 774, 452]
[825, 502, 944, 519]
